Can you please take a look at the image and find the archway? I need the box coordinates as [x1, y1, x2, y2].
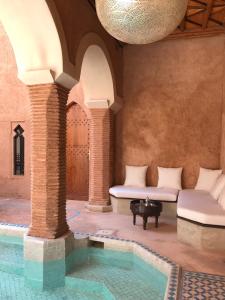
[70, 36, 117, 211]
[66, 102, 89, 201]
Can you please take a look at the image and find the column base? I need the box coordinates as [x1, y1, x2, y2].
[86, 204, 112, 212]
[24, 231, 75, 290]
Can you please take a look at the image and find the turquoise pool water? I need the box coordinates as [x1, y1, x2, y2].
[0, 235, 24, 276]
[0, 235, 167, 300]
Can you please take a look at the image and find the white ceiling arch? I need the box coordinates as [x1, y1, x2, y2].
[0, 0, 76, 89]
[75, 32, 117, 109]
[81, 44, 114, 108]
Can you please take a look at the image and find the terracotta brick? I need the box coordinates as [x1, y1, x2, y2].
[28, 83, 69, 239]
[89, 108, 114, 206]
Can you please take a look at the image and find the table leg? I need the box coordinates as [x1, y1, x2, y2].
[143, 217, 148, 230]
[155, 216, 159, 228]
[133, 214, 136, 225]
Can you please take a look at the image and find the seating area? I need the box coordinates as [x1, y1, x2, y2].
[110, 166, 225, 251]
[110, 186, 178, 217]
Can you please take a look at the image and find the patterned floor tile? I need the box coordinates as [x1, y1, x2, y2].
[180, 271, 225, 300]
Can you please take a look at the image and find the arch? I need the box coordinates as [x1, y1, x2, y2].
[70, 34, 116, 209]
[75, 33, 116, 107]
[0, 0, 76, 88]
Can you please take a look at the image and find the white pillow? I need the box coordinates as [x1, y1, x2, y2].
[157, 167, 182, 190]
[210, 174, 225, 200]
[218, 186, 225, 210]
[124, 165, 148, 188]
[195, 168, 222, 192]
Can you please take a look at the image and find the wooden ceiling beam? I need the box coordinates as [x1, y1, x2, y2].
[188, 5, 206, 9]
[169, 28, 224, 39]
[187, 9, 206, 17]
[202, 0, 214, 28]
[191, 0, 207, 6]
[209, 16, 225, 25]
[186, 18, 203, 27]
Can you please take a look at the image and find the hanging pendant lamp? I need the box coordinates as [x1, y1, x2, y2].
[96, 0, 188, 44]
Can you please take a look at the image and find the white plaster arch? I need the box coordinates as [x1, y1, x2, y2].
[81, 45, 114, 107]
[0, 0, 76, 89]
[75, 32, 117, 108]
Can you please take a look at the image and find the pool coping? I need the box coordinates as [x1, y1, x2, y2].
[0, 222, 181, 300]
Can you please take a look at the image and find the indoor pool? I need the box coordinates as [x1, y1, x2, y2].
[0, 235, 168, 300]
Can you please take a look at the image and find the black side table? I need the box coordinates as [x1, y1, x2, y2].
[130, 200, 162, 230]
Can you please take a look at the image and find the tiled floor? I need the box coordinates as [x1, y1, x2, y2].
[0, 198, 225, 277]
[180, 271, 225, 300]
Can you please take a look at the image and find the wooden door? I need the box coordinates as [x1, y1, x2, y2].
[66, 103, 89, 200]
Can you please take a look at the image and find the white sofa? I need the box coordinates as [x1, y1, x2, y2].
[177, 189, 225, 227]
[109, 186, 178, 202]
[109, 185, 225, 250]
[109, 185, 178, 216]
[177, 189, 225, 251]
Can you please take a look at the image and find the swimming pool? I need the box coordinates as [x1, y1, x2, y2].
[0, 229, 179, 300]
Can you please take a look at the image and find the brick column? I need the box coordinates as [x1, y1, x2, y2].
[87, 108, 113, 211]
[28, 83, 69, 239]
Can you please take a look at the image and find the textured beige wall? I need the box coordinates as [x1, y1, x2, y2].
[0, 23, 31, 198]
[116, 35, 224, 188]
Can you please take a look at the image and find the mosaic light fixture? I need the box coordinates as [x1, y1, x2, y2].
[96, 0, 188, 44]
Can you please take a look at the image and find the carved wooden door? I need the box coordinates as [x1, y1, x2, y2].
[66, 103, 89, 200]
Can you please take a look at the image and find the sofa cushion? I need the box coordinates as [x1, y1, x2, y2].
[177, 189, 225, 226]
[195, 167, 222, 192]
[109, 186, 178, 202]
[124, 165, 148, 188]
[157, 167, 182, 190]
[147, 187, 178, 201]
[210, 174, 225, 200]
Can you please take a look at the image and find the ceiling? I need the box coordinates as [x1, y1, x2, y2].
[88, 0, 225, 42]
[171, 0, 225, 38]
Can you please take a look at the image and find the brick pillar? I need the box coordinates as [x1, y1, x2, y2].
[109, 110, 115, 187]
[88, 108, 113, 211]
[28, 83, 69, 239]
